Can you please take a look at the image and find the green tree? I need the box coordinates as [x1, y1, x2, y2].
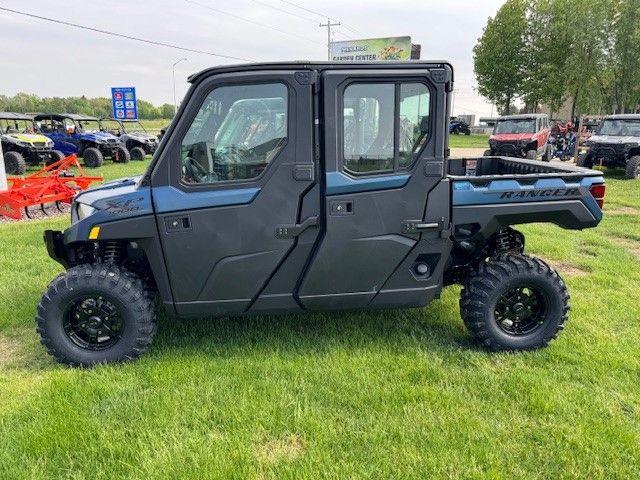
[473, 0, 529, 114]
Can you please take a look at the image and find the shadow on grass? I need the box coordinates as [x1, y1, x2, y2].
[8, 291, 477, 372]
[149, 293, 475, 359]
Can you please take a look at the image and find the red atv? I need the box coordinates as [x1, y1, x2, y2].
[484, 114, 552, 161]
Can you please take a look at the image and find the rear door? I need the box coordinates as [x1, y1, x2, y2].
[298, 67, 453, 310]
[151, 70, 319, 316]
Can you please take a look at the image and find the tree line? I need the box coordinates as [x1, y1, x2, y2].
[474, 0, 640, 117]
[0, 93, 174, 119]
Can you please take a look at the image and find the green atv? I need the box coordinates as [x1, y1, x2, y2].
[1, 112, 65, 175]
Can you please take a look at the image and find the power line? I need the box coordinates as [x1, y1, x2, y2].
[247, 0, 355, 40]
[279, 0, 365, 35]
[186, 0, 325, 47]
[0, 6, 251, 61]
[248, 0, 316, 22]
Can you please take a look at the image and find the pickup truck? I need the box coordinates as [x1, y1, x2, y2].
[36, 61, 606, 366]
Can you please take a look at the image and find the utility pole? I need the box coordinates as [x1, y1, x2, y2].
[320, 18, 340, 60]
[172, 57, 187, 116]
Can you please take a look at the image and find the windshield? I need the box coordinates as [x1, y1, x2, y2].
[76, 119, 102, 133]
[596, 119, 640, 136]
[0, 119, 35, 134]
[100, 119, 122, 135]
[123, 120, 146, 134]
[494, 119, 536, 134]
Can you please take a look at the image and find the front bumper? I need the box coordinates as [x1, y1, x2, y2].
[44, 230, 68, 267]
[490, 142, 525, 158]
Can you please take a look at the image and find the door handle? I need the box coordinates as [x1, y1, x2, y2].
[402, 217, 451, 238]
[165, 215, 191, 233]
[275, 216, 319, 239]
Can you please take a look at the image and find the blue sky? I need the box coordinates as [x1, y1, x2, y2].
[0, 0, 505, 117]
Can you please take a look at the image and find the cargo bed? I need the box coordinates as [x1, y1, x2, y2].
[447, 156, 606, 231]
[447, 156, 602, 180]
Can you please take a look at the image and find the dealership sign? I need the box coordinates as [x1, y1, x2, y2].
[330, 36, 412, 61]
[111, 87, 138, 120]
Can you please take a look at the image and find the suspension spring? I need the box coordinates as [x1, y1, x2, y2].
[102, 241, 123, 264]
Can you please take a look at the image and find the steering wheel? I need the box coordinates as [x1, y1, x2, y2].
[182, 156, 217, 183]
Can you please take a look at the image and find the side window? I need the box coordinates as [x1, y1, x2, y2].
[343, 83, 395, 174]
[181, 83, 288, 184]
[342, 81, 430, 175]
[399, 83, 430, 168]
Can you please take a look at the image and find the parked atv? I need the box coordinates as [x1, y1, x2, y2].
[549, 128, 576, 162]
[34, 114, 129, 168]
[99, 118, 158, 161]
[484, 114, 551, 161]
[449, 118, 471, 135]
[37, 60, 606, 366]
[1, 112, 65, 175]
[578, 114, 640, 179]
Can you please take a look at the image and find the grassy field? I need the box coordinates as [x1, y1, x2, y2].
[449, 133, 489, 148]
[138, 119, 171, 133]
[0, 158, 639, 479]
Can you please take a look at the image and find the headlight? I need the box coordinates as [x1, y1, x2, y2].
[16, 140, 31, 147]
[75, 203, 96, 222]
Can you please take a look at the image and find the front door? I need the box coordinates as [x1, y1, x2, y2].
[298, 67, 453, 310]
[152, 70, 319, 316]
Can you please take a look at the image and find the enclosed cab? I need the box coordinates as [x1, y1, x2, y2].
[34, 113, 130, 168]
[579, 114, 640, 179]
[35, 61, 605, 366]
[485, 113, 551, 161]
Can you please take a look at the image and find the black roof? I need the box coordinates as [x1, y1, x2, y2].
[497, 114, 548, 120]
[603, 114, 640, 120]
[0, 112, 33, 121]
[188, 60, 453, 83]
[33, 113, 99, 121]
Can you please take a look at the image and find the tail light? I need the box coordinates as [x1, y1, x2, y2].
[589, 183, 606, 209]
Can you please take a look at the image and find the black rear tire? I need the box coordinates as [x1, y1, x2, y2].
[577, 153, 593, 168]
[46, 150, 66, 166]
[4, 151, 26, 175]
[541, 144, 551, 162]
[83, 147, 104, 168]
[36, 264, 156, 366]
[460, 253, 569, 351]
[130, 146, 146, 161]
[526, 149, 537, 160]
[625, 155, 640, 179]
[483, 149, 492, 157]
[113, 146, 130, 163]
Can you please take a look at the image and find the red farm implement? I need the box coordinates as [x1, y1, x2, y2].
[0, 154, 102, 220]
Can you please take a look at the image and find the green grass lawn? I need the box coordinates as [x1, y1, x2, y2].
[0, 160, 639, 479]
[449, 133, 489, 148]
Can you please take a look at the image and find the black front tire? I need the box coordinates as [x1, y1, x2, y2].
[625, 155, 640, 179]
[83, 147, 104, 168]
[526, 149, 537, 160]
[113, 146, 130, 163]
[130, 146, 146, 161]
[4, 151, 26, 175]
[46, 150, 66, 166]
[483, 149, 492, 157]
[460, 253, 569, 351]
[36, 264, 156, 366]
